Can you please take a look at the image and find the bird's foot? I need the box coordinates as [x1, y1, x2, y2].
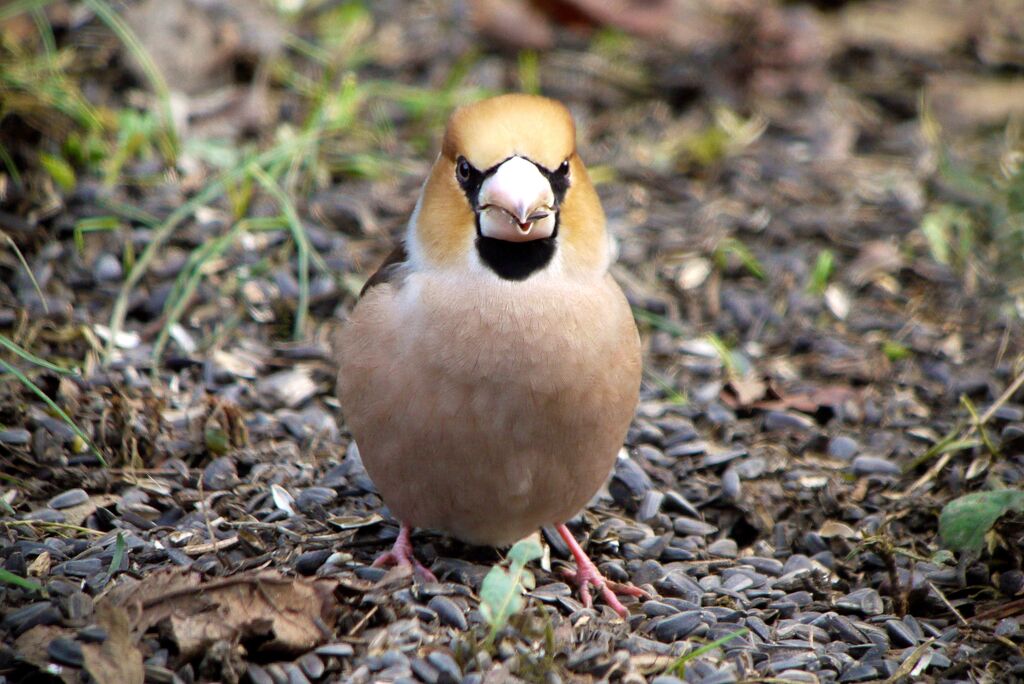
[373, 524, 437, 582]
[556, 523, 649, 618]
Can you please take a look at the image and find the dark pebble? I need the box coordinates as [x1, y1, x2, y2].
[702, 448, 747, 468]
[2, 602, 62, 635]
[428, 595, 468, 630]
[0, 428, 31, 445]
[835, 588, 884, 616]
[22, 508, 64, 523]
[653, 610, 703, 642]
[296, 653, 324, 679]
[839, 663, 877, 682]
[78, 625, 108, 643]
[673, 517, 718, 536]
[609, 457, 652, 510]
[426, 652, 461, 683]
[1000, 569, 1024, 596]
[410, 658, 439, 684]
[47, 637, 84, 667]
[885, 619, 917, 647]
[296, 486, 337, 511]
[52, 558, 103, 578]
[202, 457, 239, 490]
[827, 435, 860, 460]
[247, 663, 276, 684]
[666, 441, 708, 458]
[851, 456, 901, 476]
[295, 549, 332, 575]
[315, 643, 355, 658]
[48, 489, 89, 509]
[763, 410, 816, 432]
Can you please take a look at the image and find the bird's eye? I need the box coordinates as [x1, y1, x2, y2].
[456, 157, 472, 182]
[556, 159, 570, 176]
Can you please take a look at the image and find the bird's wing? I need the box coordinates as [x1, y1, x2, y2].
[359, 241, 409, 298]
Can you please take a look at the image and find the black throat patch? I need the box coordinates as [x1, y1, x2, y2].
[475, 232, 558, 281]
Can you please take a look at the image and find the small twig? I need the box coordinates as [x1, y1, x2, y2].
[875, 637, 936, 684]
[139, 574, 294, 609]
[926, 580, 968, 626]
[0, 520, 104, 536]
[979, 367, 1024, 425]
[347, 604, 378, 637]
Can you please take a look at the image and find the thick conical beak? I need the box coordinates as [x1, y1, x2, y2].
[477, 156, 556, 242]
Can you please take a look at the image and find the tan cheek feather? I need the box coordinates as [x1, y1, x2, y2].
[557, 155, 608, 276]
[415, 159, 476, 268]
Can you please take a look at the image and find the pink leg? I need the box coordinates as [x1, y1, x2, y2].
[372, 525, 437, 582]
[557, 524, 649, 618]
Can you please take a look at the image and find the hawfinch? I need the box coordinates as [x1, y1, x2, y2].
[335, 94, 645, 616]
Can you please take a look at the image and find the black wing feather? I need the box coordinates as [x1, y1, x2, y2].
[359, 241, 409, 298]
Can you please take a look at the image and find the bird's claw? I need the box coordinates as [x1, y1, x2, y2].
[561, 563, 649, 618]
[556, 523, 648, 618]
[373, 525, 437, 582]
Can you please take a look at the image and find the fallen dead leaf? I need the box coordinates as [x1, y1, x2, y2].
[753, 384, 861, 415]
[720, 375, 773, 409]
[107, 569, 337, 660]
[81, 604, 144, 684]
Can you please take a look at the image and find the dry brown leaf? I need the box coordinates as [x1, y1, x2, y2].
[81, 604, 144, 684]
[107, 569, 337, 660]
[13, 625, 72, 683]
[720, 376, 772, 409]
[753, 384, 860, 415]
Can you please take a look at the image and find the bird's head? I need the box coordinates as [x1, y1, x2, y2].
[408, 94, 608, 281]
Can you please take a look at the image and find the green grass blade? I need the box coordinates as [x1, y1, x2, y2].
[0, 142, 22, 185]
[107, 531, 126, 577]
[0, 333, 76, 375]
[150, 221, 246, 364]
[3, 233, 48, 315]
[0, 568, 43, 593]
[0, 0, 55, 23]
[0, 358, 106, 466]
[105, 132, 327, 360]
[81, 0, 178, 153]
[249, 164, 312, 340]
[666, 628, 748, 676]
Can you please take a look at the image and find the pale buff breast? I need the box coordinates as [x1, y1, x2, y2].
[336, 270, 641, 546]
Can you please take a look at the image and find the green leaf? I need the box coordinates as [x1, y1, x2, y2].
[883, 341, 911, 362]
[479, 538, 543, 643]
[480, 566, 520, 628]
[507, 537, 542, 567]
[0, 568, 43, 593]
[939, 489, 1024, 552]
[808, 249, 834, 295]
[39, 152, 76, 191]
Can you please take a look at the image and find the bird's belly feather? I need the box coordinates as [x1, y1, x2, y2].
[337, 272, 640, 546]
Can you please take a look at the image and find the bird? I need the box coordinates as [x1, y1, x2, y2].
[334, 93, 646, 616]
